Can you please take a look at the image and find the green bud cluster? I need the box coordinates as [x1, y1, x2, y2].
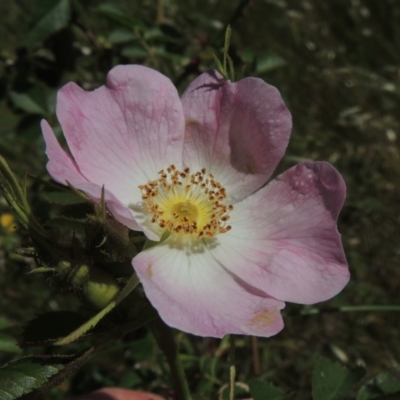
[55, 261, 120, 309]
[56, 261, 89, 286]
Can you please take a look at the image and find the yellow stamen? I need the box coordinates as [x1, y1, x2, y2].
[139, 165, 233, 238]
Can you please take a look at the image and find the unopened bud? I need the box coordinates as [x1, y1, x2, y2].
[56, 261, 71, 278]
[56, 261, 89, 286]
[83, 267, 120, 309]
[70, 264, 90, 286]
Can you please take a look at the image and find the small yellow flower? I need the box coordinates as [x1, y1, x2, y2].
[1, 213, 16, 234]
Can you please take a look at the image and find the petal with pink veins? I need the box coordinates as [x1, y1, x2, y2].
[41, 119, 145, 234]
[56, 65, 185, 211]
[41, 119, 87, 186]
[211, 162, 349, 304]
[133, 237, 285, 338]
[181, 70, 292, 203]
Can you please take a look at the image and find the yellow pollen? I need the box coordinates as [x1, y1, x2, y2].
[139, 165, 233, 238]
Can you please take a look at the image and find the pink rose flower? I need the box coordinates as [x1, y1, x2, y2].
[41, 65, 349, 338]
[72, 387, 164, 400]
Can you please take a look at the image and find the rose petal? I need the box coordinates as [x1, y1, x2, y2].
[212, 162, 349, 304]
[181, 71, 292, 203]
[74, 181, 149, 234]
[41, 119, 87, 185]
[41, 119, 144, 233]
[56, 64, 185, 211]
[133, 237, 285, 338]
[73, 387, 165, 400]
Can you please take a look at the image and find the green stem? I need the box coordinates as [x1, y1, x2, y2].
[150, 319, 192, 400]
[223, 25, 231, 76]
[1, 155, 49, 238]
[0, 155, 27, 209]
[0, 186, 29, 228]
[229, 335, 236, 400]
[299, 305, 400, 315]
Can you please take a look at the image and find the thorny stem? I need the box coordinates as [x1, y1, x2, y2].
[150, 319, 192, 400]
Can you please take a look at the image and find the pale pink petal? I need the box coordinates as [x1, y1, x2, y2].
[56, 64, 185, 210]
[181, 71, 292, 203]
[133, 238, 285, 338]
[72, 182, 146, 234]
[41, 119, 87, 185]
[212, 162, 349, 304]
[74, 388, 165, 400]
[41, 119, 143, 233]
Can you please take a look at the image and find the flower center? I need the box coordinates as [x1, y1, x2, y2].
[171, 201, 199, 221]
[139, 165, 233, 238]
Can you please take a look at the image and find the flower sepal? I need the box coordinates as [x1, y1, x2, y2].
[143, 230, 171, 250]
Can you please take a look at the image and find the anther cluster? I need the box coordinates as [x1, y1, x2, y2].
[139, 165, 233, 238]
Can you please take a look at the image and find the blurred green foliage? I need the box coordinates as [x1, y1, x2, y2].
[1, 0, 400, 399]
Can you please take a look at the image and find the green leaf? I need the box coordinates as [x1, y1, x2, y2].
[256, 51, 287, 74]
[119, 370, 142, 388]
[357, 367, 400, 400]
[25, 348, 94, 399]
[43, 191, 86, 205]
[0, 349, 94, 400]
[121, 45, 148, 58]
[241, 48, 256, 63]
[313, 359, 365, 400]
[21, 311, 88, 347]
[95, 3, 140, 28]
[25, 0, 71, 47]
[0, 333, 22, 354]
[0, 357, 63, 400]
[249, 379, 284, 400]
[108, 28, 137, 44]
[70, 0, 89, 25]
[128, 335, 155, 361]
[9, 92, 47, 115]
[152, 47, 189, 64]
[143, 27, 163, 41]
[0, 317, 10, 330]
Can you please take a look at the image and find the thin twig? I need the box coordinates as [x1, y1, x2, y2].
[156, 0, 164, 24]
[251, 336, 260, 376]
